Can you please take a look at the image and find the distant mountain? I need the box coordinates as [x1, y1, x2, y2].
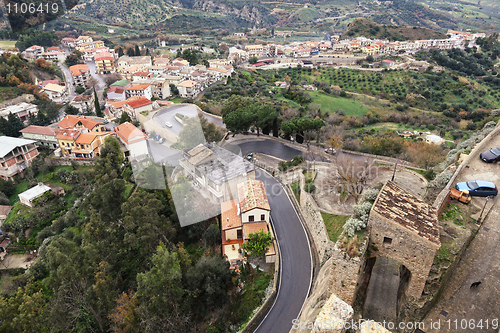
[63, 0, 488, 33]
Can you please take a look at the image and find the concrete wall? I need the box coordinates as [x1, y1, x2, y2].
[367, 211, 439, 299]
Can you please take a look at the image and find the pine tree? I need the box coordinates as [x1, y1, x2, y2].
[94, 89, 104, 118]
[7, 112, 24, 137]
[135, 45, 141, 56]
[117, 47, 124, 57]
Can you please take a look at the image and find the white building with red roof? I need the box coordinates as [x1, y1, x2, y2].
[114, 122, 148, 159]
[125, 84, 152, 100]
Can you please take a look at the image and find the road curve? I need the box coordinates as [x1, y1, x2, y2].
[254, 169, 313, 333]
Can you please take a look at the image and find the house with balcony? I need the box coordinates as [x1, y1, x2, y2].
[69, 64, 91, 88]
[125, 84, 152, 100]
[72, 132, 110, 159]
[123, 97, 154, 121]
[0, 102, 38, 124]
[20, 125, 59, 149]
[41, 83, 67, 103]
[58, 115, 105, 132]
[70, 94, 95, 114]
[177, 80, 200, 98]
[22, 45, 44, 60]
[0, 136, 39, 180]
[95, 52, 115, 74]
[221, 179, 275, 268]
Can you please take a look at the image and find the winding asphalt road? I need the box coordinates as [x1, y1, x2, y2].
[254, 169, 312, 333]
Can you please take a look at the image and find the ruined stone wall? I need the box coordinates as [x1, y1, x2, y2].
[367, 211, 439, 299]
[328, 238, 369, 305]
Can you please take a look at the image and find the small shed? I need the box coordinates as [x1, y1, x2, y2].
[18, 183, 51, 207]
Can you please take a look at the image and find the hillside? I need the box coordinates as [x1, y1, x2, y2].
[342, 18, 447, 41]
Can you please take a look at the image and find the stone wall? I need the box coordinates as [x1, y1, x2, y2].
[299, 172, 334, 263]
[367, 211, 439, 299]
[327, 239, 369, 305]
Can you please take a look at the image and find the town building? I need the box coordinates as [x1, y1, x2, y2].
[95, 52, 115, 74]
[58, 115, 105, 132]
[123, 97, 154, 120]
[69, 94, 95, 114]
[41, 83, 68, 103]
[19, 183, 51, 207]
[69, 64, 91, 88]
[125, 84, 152, 100]
[177, 80, 200, 98]
[22, 45, 44, 60]
[114, 122, 148, 160]
[19, 125, 59, 149]
[367, 181, 440, 299]
[0, 102, 38, 124]
[179, 143, 256, 203]
[0, 136, 39, 180]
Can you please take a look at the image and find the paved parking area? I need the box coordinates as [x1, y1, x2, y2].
[421, 133, 500, 333]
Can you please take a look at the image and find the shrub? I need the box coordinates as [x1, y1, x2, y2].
[362, 189, 379, 202]
[343, 217, 366, 237]
[304, 183, 316, 193]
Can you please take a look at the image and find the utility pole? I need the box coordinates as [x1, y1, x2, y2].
[391, 160, 398, 181]
[477, 196, 492, 223]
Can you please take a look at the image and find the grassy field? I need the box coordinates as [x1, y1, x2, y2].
[321, 213, 349, 242]
[0, 40, 16, 49]
[309, 91, 369, 116]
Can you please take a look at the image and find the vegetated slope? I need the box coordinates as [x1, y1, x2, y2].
[67, 0, 277, 29]
[368, 0, 458, 31]
[342, 18, 447, 41]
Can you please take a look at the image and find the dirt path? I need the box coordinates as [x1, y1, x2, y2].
[0, 254, 34, 269]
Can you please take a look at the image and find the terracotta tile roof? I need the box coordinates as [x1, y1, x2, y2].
[72, 95, 92, 102]
[114, 122, 146, 144]
[221, 200, 241, 230]
[95, 52, 113, 61]
[108, 86, 125, 94]
[20, 125, 58, 136]
[178, 80, 198, 88]
[55, 128, 81, 140]
[243, 222, 268, 239]
[371, 181, 440, 246]
[42, 79, 59, 86]
[69, 64, 89, 76]
[0, 205, 12, 217]
[126, 97, 152, 109]
[58, 115, 103, 130]
[75, 132, 107, 145]
[133, 71, 150, 77]
[126, 84, 150, 91]
[238, 179, 270, 213]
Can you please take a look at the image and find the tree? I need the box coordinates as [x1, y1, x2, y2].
[328, 133, 343, 152]
[242, 230, 273, 257]
[65, 104, 79, 115]
[223, 107, 254, 134]
[249, 56, 258, 64]
[177, 116, 205, 149]
[126, 47, 135, 57]
[119, 112, 132, 124]
[136, 244, 190, 332]
[93, 136, 124, 182]
[221, 95, 250, 116]
[366, 55, 374, 62]
[7, 112, 24, 137]
[198, 114, 223, 143]
[134, 45, 141, 56]
[186, 256, 232, 318]
[116, 46, 124, 57]
[94, 88, 103, 117]
[75, 86, 85, 94]
[64, 53, 81, 67]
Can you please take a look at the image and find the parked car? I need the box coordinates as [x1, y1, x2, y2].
[165, 121, 172, 128]
[155, 134, 161, 141]
[159, 138, 165, 144]
[479, 147, 500, 163]
[325, 147, 336, 155]
[455, 180, 498, 197]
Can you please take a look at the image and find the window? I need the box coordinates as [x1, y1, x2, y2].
[261, 214, 265, 221]
[383, 237, 392, 246]
[248, 215, 254, 222]
[237, 229, 242, 239]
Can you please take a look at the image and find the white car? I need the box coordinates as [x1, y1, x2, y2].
[165, 121, 172, 128]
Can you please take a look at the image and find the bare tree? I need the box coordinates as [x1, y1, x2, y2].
[327, 154, 375, 202]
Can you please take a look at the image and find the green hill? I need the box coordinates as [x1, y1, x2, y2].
[343, 18, 447, 41]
